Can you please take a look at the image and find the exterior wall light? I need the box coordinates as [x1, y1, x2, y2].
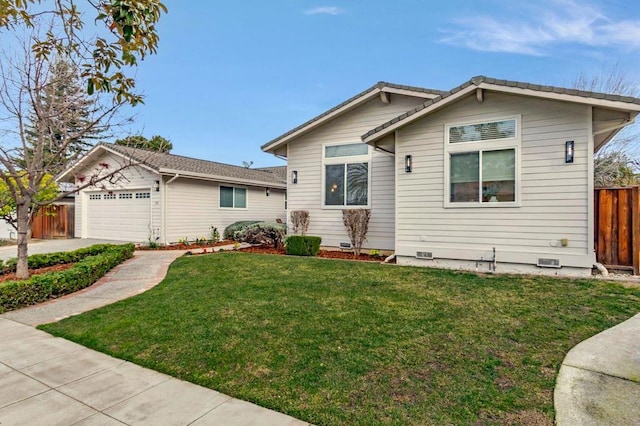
[405, 155, 412, 173]
[266, 187, 270, 196]
[565, 141, 574, 163]
[292, 170, 298, 184]
[154, 180, 160, 192]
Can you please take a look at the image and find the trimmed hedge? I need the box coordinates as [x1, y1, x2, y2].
[236, 223, 286, 248]
[2, 244, 118, 273]
[286, 236, 321, 256]
[223, 221, 262, 240]
[0, 243, 135, 313]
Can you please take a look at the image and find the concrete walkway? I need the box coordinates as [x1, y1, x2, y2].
[0, 247, 309, 426]
[554, 313, 640, 425]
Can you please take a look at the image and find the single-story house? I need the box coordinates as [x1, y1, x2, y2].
[262, 77, 640, 276]
[58, 143, 286, 243]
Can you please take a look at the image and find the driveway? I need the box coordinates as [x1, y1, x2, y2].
[0, 239, 130, 261]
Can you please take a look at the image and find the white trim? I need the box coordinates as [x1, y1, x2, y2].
[321, 142, 372, 209]
[363, 83, 640, 145]
[159, 168, 286, 190]
[443, 115, 522, 208]
[587, 106, 595, 255]
[262, 85, 440, 153]
[218, 184, 249, 210]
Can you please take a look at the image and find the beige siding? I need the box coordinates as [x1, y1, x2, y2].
[287, 94, 426, 250]
[164, 178, 285, 243]
[74, 151, 160, 240]
[395, 92, 594, 268]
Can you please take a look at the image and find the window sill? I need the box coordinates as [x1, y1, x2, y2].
[444, 201, 520, 208]
[321, 205, 371, 210]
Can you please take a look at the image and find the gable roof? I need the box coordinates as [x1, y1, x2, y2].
[261, 82, 446, 154]
[362, 75, 640, 146]
[58, 143, 287, 188]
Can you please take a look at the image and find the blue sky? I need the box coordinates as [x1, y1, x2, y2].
[122, 0, 640, 167]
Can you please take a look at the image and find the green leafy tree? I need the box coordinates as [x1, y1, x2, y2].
[115, 134, 172, 152]
[0, 173, 59, 230]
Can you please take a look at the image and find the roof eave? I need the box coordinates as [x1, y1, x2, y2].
[159, 168, 286, 189]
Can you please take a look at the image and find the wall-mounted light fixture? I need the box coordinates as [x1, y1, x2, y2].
[292, 170, 298, 184]
[265, 187, 270, 196]
[565, 141, 574, 163]
[405, 155, 412, 173]
[153, 180, 160, 192]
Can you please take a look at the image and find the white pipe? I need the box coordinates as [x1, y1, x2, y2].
[383, 253, 396, 263]
[593, 263, 609, 277]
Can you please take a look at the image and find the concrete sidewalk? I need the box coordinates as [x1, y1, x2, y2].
[0, 247, 309, 425]
[554, 313, 640, 425]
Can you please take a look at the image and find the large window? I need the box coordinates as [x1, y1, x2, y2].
[445, 117, 519, 206]
[323, 143, 370, 207]
[220, 186, 247, 208]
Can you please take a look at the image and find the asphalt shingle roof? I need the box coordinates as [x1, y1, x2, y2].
[103, 143, 286, 186]
[362, 75, 640, 140]
[261, 81, 446, 151]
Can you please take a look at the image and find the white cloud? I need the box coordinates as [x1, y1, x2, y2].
[439, 0, 640, 55]
[304, 6, 344, 16]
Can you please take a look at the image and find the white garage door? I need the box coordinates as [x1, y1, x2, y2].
[86, 190, 151, 241]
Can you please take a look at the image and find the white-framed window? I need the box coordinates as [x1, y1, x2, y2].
[322, 143, 371, 208]
[118, 193, 133, 199]
[444, 116, 520, 207]
[220, 186, 247, 209]
[89, 194, 101, 200]
[104, 193, 116, 200]
[135, 192, 151, 199]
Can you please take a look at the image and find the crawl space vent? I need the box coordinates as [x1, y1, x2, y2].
[416, 251, 433, 260]
[537, 258, 561, 268]
[339, 242, 352, 249]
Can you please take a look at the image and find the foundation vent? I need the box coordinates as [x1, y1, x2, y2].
[339, 242, 352, 249]
[416, 251, 433, 260]
[537, 258, 561, 268]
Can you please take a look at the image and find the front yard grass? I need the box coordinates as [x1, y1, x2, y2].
[40, 253, 640, 425]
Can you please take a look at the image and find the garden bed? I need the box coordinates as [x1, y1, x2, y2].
[0, 263, 75, 284]
[238, 245, 389, 262]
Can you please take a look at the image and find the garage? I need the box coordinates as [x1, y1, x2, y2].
[86, 190, 151, 241]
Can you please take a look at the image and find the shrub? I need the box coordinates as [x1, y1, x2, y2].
[235, 223, 286, 248]
[342, 209, 371, 256]
[0, 244, 134, 313]
[2, 243, 117, 274]
[290, 210, 310, 235]
[286, 235, 321, 256]
[210, 226, 220, 243]
[223, 221, 262, 240]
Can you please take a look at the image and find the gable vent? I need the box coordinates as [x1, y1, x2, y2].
[537, 258, 561, 268]
[416, 251, 433, 260]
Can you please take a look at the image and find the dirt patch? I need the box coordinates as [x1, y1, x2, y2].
[236, 245, 389, 262]
[0, 263, 75, 283]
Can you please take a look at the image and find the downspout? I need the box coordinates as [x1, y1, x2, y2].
[162, 174, 180, 244]
[593, 262, 609, 277]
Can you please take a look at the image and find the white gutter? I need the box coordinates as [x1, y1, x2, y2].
[159, 168, 286, 189]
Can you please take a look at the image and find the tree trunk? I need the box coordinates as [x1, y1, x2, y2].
[15, 202, 30, 280]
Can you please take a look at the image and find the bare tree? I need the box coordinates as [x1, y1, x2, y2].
[342, 209, 371, 257]
[0, 32, 141, 279]
[290, 210, 309, 235]
[573, 63, 640, 157]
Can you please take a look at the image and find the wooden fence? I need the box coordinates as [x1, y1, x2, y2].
[31, 204, 74, 239]
[594, 186, 640, 274]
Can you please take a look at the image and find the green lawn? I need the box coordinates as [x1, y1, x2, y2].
[40, 253, 640, 425]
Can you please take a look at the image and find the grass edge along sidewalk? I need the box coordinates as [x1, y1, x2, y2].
[41, 252, 640, 425]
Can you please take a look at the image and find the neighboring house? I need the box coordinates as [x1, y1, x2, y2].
[263, 77, 640, 276]
[58, 143, 286, 243]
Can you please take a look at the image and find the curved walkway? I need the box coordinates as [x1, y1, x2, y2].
[554, 313, 640, 425]
[0, 248, 308, 426]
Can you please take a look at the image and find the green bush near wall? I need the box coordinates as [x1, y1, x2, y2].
[0, 243, 135, 313]
[223, 221, 262, 240]
[285, 236, 321, 256]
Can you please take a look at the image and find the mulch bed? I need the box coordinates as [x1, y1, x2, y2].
[0, 263, 75, 283]
[139, 240, 235, 250]
[237, 245, 389, 262]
